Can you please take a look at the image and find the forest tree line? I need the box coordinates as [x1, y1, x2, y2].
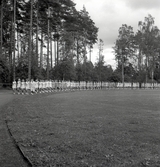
[0, 0, 109, 84]
[113, 14, 160, 87]
[0, 1, 160, 88]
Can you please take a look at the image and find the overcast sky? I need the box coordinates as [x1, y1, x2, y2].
[73, 0, 160, 69]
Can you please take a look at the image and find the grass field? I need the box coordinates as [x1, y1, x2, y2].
[5, 89, 160, 167]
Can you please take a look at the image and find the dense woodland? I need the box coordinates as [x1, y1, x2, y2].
[0, 0, 106, 84]
[113, 14, 160, 87]
[0, 1, 160, 87]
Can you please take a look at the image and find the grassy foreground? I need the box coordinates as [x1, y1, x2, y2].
[5, 89, 160, 167]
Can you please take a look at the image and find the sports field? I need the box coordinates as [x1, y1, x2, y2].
[4, 89, 160, 166]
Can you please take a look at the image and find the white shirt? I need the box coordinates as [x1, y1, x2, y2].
[12, 81, 16, 89]
[17, 80, 21, 88]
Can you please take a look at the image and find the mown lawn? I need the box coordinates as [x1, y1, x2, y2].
[5, 89, 160, 167]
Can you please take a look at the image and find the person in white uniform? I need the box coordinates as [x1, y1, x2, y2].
[17, 79, 21, 94]
[12, 80, 17, 94]
[25, 79, 30, 95]
[30, 79, 35, 95]
[21, 79, 26, 95]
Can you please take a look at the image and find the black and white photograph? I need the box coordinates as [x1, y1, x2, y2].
[0, 0, 160, 166]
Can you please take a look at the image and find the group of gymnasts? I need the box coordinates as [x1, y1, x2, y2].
[12, 79, 102, 95]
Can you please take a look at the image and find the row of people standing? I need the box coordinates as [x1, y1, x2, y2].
[12, 79, 103, 95]
[14, 79, 159, 95]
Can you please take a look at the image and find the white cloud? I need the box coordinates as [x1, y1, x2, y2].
[124, 0, 160, 10]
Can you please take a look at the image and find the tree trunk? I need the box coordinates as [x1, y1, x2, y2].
[145, 54, 148, 84]
[13, 0, 16, 81]
[9, 14, 13, 82]
[122, 52, 124, 88]
[89, 45, 92, 62]
[28, 0, 33, 81]
[17, 30, 20, 62]
[57, 39, 59, 66]
[0, 1, 3, 58]
[151, 55, 155, 89]
[50, 35, 52, 68]
[138, 48, 142, 88]
[20, 39, 23, 61]
[36, 0, 39, 67]
[47, 17, 50, 79]
[76, 39, 79, 65]
[54, 39, 56, 66]
[151, 69, 154, 88]
[40, 30, 43, 69]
